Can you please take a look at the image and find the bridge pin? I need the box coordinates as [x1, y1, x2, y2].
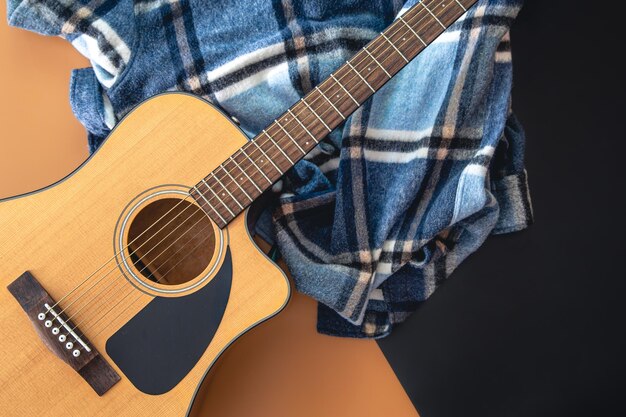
[72, 350, 80, 358]
[37, 313, 45, 321]
[44, 320, 52, 328]
[51, 327, 59, 335]
[58, 334, 66, 342]
[65, 342, 73, 350]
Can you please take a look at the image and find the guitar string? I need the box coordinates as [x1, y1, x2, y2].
[47, 0, 458, 339]
[43, 1, 425, 322]
[67, 0, 458, 338]
[48, 0, 456, 338]
[49, 1, 466, 361]
[43, 194, 194, 313]
[45, 0, 448, 325]
[82, 219, 217, 347]
[66, 209, 208, 336]
[58, 207, 207, 329]
[46, 200, 204, 325]
[195, 0, 453, 211]
[26, 0, 463, 373]
[64, 215, 214, 355]
[51, 0, 456, 339]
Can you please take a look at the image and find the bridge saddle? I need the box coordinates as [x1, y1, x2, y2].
[7, 271, 120, 396]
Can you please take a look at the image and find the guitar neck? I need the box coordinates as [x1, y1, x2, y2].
[192, 0, 478, 228]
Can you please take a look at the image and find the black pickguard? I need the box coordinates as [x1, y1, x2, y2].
[106, 249, 232, 395]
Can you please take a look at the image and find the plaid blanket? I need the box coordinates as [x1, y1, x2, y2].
[7, 0, 532, 338]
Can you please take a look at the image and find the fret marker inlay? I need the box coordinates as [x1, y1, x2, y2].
[223, 162, 255, 200]
[420, 2, 447, 29]
[346, 61, 376, 93]
[230, 156, 262, 192]
[381, 33, 409, 63]
[330, 74, 360, 106]
[363, 47, 391, 78]
[193, 186, 226, 224]
[264, 129, 294, 164]
[399, 15, 427, 47]
[212, 173, 244, 209]
[251, 140, 283, 174]
[315, 86, 346, 119]
[201, 179, 235, 217]
[192, 0, 477, 229]
[240, 150, 271, 185]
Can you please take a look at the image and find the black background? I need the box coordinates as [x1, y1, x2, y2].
[378, 1, 626, 416]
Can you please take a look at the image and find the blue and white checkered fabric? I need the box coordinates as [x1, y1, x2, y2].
[7, 0, 532, 338]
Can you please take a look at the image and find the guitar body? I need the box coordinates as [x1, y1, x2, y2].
[0, 1, 480, 414]
[0, 93, 290, 416]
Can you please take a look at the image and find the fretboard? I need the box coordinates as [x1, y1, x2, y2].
[192, 0, 477, 228]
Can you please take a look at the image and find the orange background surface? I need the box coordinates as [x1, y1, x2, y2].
[0, 4, 418, 417]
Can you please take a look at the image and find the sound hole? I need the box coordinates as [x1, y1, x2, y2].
[127, 198, 215, 285]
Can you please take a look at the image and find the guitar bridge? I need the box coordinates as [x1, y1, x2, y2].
[42, 302, 92, 354]
[7, 271, 120, 396]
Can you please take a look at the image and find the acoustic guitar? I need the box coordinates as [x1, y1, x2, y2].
[0, 1, 476, 415]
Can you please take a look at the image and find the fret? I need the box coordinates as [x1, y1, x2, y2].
[315, 86, 346, 119]
[420, 1, 446, 29]
[193, 185, 226, 224]
[330, 74, 359, 106]
[239, 150, 271, 185]
[220, 164, 252, 202]
[399, 15, 427, 47]
[434, 2, 467, 34]
[193, 0, 478, 229]
[380, 33, 409, 63]
[287, 109, 318, 144]
[275, 119, 306, 154]
[250, 140, 283, 175]
[363, 47, 391, 78]
[300, 99, 332, 132]
[210, 173, 243, 209]
[201, 179, 234, 217]
[263, 129, 294, 164]
[346, 61, 375, 92]
[229, 156, 262, 193]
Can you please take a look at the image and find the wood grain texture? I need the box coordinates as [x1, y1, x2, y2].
[0, 93, 290, 417]
[7, 271, 102, 370]
[1, 4, 422, 414]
